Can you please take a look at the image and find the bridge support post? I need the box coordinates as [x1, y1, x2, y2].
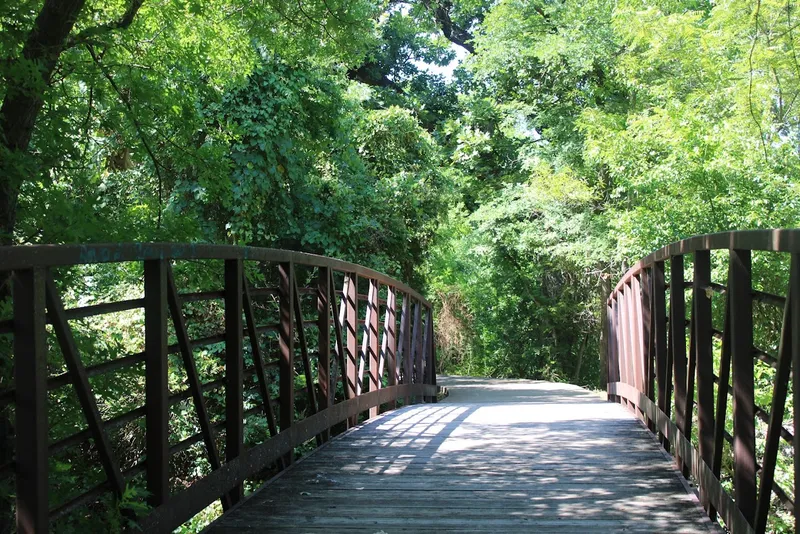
[411, 301, 422, 403]
[383, 287, 398, 410]
[399, 294, 412, 405]
[317, 267, 331, 441]
[279, 262, 295, 465]
[367, 280, 380, 419]
[669, 255, 687, 471]
[730, 249, 756, 526]
[13, 267, 48, 534]
[344, 273, 358, 426]
[652, 261, 670, 452]
[225, 259, 244, 504]
[639, 268, 655, 433]
[423, 308, 435, 403]
[792, 254, 800, 530]
[144, 260, 169, 508]
[693, 251, 714, 510]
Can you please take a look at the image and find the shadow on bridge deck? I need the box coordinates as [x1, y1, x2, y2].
[205, 377, 717, 533]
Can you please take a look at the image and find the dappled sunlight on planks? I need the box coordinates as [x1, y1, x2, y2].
[206, 377, 717, 533]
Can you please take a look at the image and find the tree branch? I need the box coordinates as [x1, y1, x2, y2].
[420, 0, 475, 53]
[65, 0, 144, 48]
[347, 63, 404, 92]
[87, 44, 164, 230]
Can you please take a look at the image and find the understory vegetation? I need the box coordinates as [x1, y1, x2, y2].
[2, 0, 800, 530]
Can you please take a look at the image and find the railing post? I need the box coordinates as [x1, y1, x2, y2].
[420, 306, 430, 402]
[669, 255, 687, 470]
[367, 280, 380, 418]
[629, 276, 645, 421]
[424, 307, 435, 402]
[600, 275, 611, 398]
[792, 253, 800, 529]
[317, 267, 331, 440]
[278, 261, 294, 464]
[14, 267, 48, 533]
[618, 286, 631, 410]
[755, 255, 795, 533]
[652, 260, 670, 451]
[225, 259, 244, 504]
[383, 287, 397, 410]
[400, 294, 412, 405]
[639, 268, 655, 432]
[344, 273, 358, 426]
[411, 301, 422, 401]
[606, 297, 618, 403]
[693, 251, 714, 496]
[730, 249, 756, 526]
[144, 260, 169, 508]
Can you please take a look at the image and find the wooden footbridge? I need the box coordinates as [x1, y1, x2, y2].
[0, 230, 798, 533]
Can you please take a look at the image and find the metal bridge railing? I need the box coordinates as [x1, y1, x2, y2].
[606, 229, 800, 534]
[0, 244, 437, 533]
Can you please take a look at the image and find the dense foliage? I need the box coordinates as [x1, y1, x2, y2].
[2, 0, 800, 530]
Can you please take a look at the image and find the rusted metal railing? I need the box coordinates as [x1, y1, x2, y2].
[0, 244, 438, 533]
[606, 230, 800, 534]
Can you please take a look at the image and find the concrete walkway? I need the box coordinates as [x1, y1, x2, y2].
[206, 377, 716, 533]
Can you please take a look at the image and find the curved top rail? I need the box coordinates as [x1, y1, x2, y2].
[0, 243, 430, 306]
[610, 229, 800, 301]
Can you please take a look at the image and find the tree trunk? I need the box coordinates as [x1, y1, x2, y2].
[0, 0, 88, 247]
[573, 332, 589, 384]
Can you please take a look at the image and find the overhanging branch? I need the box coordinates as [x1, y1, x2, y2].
[65, 0, 144, 48]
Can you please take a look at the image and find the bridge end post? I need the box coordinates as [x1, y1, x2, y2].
[225, 259, 244, 504]
[13, 267, 49, 534]
[144, 260, 170, 508]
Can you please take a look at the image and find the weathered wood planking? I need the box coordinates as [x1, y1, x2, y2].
[205, 377, 717, 533]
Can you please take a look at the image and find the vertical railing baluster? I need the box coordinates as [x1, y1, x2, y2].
[14, 267, 49, 533]
[670, 255, 687, 470]
[618, 286, 631, 410]
[382, 287, 397, 410]
[730, 249, 756, 526]
[631, 276, 644, 395]
[631, 276, 645, 421]
[330, 271, 348, 402]
[411, 301, 422, 400]
[791, 253, 800, 533]
[344, 273, 358, 426]
[424, 307, 435, 402]
[278, 261, 294, 464]
[317, 267, 331, 440]
[400, 294, 411, 405]
[606, 297, 618, 403]
[653, 261, 669, 451]
[420, 306, 430, 403]
[225, 259, 244, 504]
[694, 250, 714, 508]
[367, 280, 380, 418]
[640, 268, 655, 432]
[144, 260, 169, 508]
[754, 255, 795, 533]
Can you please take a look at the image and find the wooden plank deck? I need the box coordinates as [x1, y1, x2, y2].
[205, 377, 717, 533]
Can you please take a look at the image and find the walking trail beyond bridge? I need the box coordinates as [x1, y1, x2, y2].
[2, 229, 800, 533]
